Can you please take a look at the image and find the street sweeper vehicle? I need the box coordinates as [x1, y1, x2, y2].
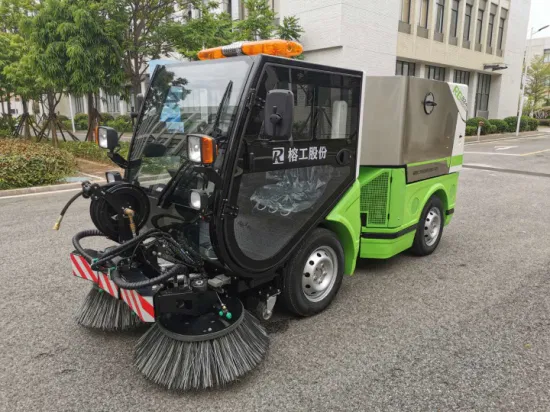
[56, 39, 467, 390]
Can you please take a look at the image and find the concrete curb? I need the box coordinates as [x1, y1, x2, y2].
[0, 180, 105, 198]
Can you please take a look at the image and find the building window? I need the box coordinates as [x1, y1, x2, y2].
[74, 96, 85, 114]
[487, 12, 495, 48]
[450, 0, 459, 37]
[435, 0, 445, 33]
[418, 0, 430, 28]
[400, 0, 411, 23]
[396, 60, 416, 76]
[426, 65, 446, 81]
[454, 70, 470, 85]
[497, 10, 507, 50]
[476, 1, 486, 44]
[464, 4, 472, 40]
[105, 94, 120, 114]
[543, 49, 550, 63]
[475, 73, 491, 114]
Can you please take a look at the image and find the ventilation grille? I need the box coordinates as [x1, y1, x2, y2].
[360, 172, 389, 226]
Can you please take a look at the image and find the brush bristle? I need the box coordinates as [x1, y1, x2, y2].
[135, 311, 269, 390]
[76, 287, 141, 331]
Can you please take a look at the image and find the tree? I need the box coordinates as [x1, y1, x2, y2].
[276, 16, 303, 41]
[235, 0, 276, 41]
[525, 55, 550, 114]
[0, 0, 36, 33]
[167, 0, 234, 61]
[26, 0, 126, 143]
[117, 0, 186, 105]
[2, 33, 44, 137]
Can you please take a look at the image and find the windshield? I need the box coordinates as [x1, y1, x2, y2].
[126, 58, 252, 189]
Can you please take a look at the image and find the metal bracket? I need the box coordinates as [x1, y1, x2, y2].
[221, 199, 239, 219]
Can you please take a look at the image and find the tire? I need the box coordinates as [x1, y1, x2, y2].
[281, 228, 345, 317]
[411, 195, 444, 256]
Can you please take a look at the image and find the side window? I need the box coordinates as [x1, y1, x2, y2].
[244, 65, 361, 142]
[291, 69, 360, 141]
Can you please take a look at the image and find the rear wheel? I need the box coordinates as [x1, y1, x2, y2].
[411, 195, 444, 256]
[281, 228, 344, 316]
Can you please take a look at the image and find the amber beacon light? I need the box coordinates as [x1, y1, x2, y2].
[197, 39, 303, 60]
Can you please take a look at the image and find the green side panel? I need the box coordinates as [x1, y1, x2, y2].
[451, 154, 463, 166]
[387, 168, 407, 228]
[358, 168, 391, 227]
[359, 166, 460, 259]
[360, 232, 416, 259]
[324, 180, 361, 276]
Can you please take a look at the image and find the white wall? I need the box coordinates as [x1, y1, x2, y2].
[491, 0, 531, 118]
[528, 36, 550, 59]
[282, 0, 399, 75]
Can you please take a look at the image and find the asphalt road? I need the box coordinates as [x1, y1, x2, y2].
[464, 131, 550, 175]
[3, 135, 550, 411]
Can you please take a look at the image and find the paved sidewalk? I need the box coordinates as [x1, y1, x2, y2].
[465, 129, 550, 143]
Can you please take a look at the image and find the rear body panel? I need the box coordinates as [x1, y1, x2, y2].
[357, 166, 458, 259]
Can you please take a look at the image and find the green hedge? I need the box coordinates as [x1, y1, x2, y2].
[105, 115, 133, 133]
[465, 126, 477, 136]
[0, 116, 16, 136]
[59, 140, 130, 164]
[539, 119, 550, 126]
[503, 116, 536, 132]
[0, 139, 76, 190]
[465, 116, 539, 136]
[466, 117, 492, 135]
[488, 119, 508, 134]
[70, 113, 133, 133]
[73, 113, 89, 130]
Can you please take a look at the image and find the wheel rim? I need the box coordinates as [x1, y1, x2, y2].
[302, 246, 338, 303]
[424, 207, 442, 247]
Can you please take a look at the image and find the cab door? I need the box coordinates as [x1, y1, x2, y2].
[218, 60, 362, 274]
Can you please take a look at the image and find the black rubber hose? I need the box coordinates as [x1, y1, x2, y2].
[111, 264, 188, 290]
[90, 228, 162, 269]
[72, 229, 105, 261]
[54, 191, 83, 230]
[61, 191, 83, 216]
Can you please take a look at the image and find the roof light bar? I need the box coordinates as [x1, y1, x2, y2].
[197, 39, 303, 60]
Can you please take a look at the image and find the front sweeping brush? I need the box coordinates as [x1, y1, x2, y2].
[134, 299, 269, 390]
[76, 287, 141, 331]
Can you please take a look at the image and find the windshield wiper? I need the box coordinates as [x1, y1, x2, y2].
[207, 80, 233, 139]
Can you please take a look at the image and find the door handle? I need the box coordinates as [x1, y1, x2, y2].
[246, 152, 256, 172]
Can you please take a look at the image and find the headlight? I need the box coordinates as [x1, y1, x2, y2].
[188, 135, 202, 163]
[190, 190, 202, 210]
[98, 128, 109, 149]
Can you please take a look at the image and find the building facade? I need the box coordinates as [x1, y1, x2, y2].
[3, 0, 530, 122]
[283, 0, 531, 120]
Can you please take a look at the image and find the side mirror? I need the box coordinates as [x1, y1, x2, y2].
[264, 89, 294, 140]
[97, 126, 119, 152]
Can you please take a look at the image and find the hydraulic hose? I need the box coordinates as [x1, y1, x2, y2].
[53, 191, 83, 230]
[111, 264, 188, 290]
[89, 228, 163, 269]
[72, 229, 105, 261]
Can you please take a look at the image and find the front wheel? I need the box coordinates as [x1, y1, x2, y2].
[281, 228, 344, 317]
[411, 195, 444, 256]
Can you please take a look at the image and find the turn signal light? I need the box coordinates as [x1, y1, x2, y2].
[197, 39, 303, 60]
[201, 136, 216, 164]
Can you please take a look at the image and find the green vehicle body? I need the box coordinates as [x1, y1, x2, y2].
[325, 160, 461, 276]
